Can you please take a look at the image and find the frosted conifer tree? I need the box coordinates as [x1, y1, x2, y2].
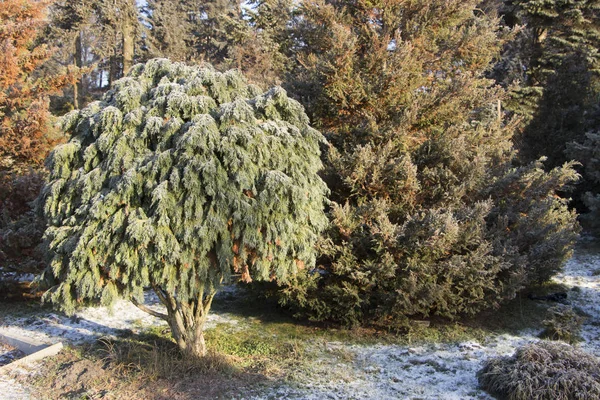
[38, 59, 328, 357]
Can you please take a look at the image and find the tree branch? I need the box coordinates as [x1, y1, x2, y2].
[130, 297, 169, 321]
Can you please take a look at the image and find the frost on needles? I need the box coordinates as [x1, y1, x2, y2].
[38, 58, 329, 357]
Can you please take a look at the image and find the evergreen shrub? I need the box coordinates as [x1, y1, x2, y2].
[277, 0, 580, 328]
[38, 58, 328, 357]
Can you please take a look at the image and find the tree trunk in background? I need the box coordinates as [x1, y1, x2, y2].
[122, 21, 135, 75]
[73, 31, 84, 109]
[109, 55, 118, 86]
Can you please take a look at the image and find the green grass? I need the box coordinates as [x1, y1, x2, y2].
[209, 282, 562, 348]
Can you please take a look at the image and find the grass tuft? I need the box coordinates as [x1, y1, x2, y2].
[478, 341, 600, 400]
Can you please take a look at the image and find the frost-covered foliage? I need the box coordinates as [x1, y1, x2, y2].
[278, 0, 580, 327]
[38, 58, 328, 356]
[478, 341, 600, 400]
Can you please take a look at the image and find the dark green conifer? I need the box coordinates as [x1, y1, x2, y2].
[508, 0, 600, 166]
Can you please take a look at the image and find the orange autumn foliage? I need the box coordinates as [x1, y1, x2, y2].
[0, 0, 74, 172]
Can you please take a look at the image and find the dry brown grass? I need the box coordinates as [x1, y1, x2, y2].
[28, 324, 307, 399]
[478, 341, 600, 400]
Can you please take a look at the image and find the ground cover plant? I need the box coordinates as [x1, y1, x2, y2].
[478, 341, 600, 400]
[37, 58, 328, 357]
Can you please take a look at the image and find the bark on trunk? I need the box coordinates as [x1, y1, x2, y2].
[171, 322, 207, 358]
[132, 285, 216, 359]
[121, 22, 135, 76]
[73, 31, 84, 109]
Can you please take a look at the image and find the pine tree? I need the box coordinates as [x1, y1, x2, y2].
[95, 0, 140, 83]
[49, 0, 141, 96]
[278, 0, 580, 327]
[499, 0, 600, 166]
[38, 59, 328, 357]
[225, 0, 294, 86]
[142, 0, 248, 70]
[142, 0, 199, 62]
[48, 0, 103, 110]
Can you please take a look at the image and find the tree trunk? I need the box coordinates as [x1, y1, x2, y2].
[73, 31, 84, 109]
[122, 21, 135, 76]
[109, 55, 119, 86]
[131, 285, 216, 359]
[170, 320, 207, 358]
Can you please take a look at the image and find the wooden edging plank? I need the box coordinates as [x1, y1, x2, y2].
[0, 332, 47, 355]
[0, 342, 63, 373]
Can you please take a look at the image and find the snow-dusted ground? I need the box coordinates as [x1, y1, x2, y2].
[0, 289, 241, 347]
[0, 333, 30, 400]
[257, 332, 540, 399]
[553, 239, 600, 357]
[1, 242, 599, 399]
[0, 342, 23, 367]
[0, 287, 239, 399]
[255, 241, 600, 400]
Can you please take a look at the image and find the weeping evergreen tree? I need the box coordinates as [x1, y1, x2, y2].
[38, 58, 328, 357]
[279, 0, 580, 327]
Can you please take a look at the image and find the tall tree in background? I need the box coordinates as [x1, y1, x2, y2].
[47, 0, 140, 110]
[196, 0, 242, 63]
[142, 0, 291, 87]
[502, 0, 600, 166]
[142, 0, 199, 62]
[95, 0, 139, 84]
[279, 0, 580, 327]
[142, 0, 241, 64]
[225, 0, 294, 86]
[48, 1, 95, 109]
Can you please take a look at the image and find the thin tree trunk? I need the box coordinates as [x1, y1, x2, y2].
[73, 74, 78, 110]
[73, 31, 84, 109]
[109, 55, 119, 86]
